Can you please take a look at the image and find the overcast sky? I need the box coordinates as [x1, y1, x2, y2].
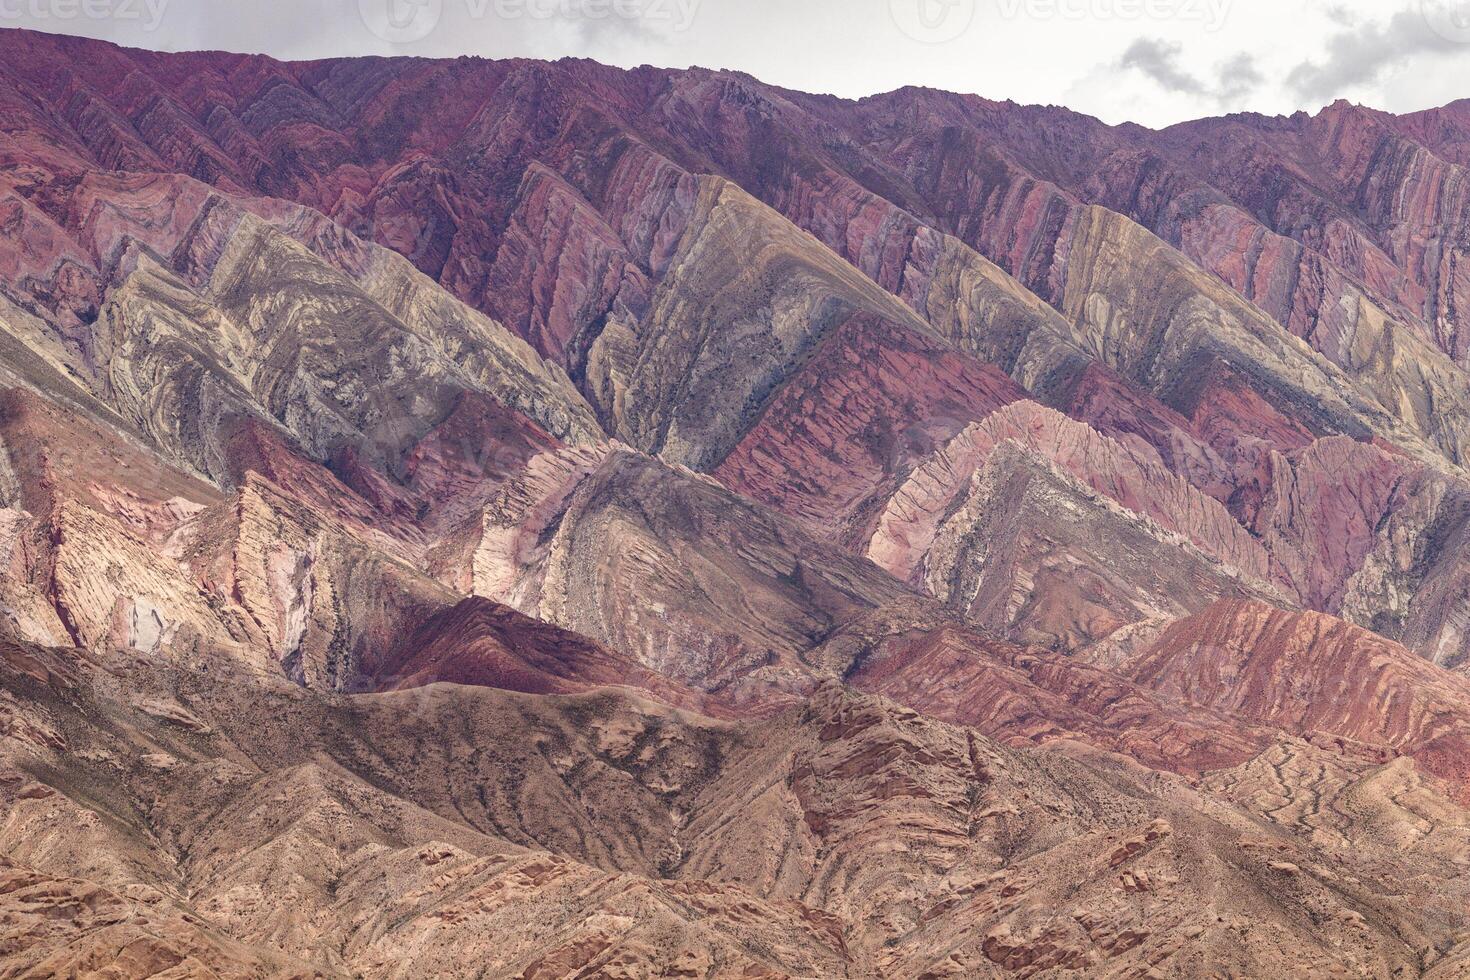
[6, 0, 1470, 127]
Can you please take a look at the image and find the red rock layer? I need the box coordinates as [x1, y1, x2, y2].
[1116, 600, 1470, 801]
[836, 616, 1274, 775]
[376, 596, 732, 717]
[712, 313, 1024, 546]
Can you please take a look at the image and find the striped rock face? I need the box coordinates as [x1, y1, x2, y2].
[5, 27, 1470, 979]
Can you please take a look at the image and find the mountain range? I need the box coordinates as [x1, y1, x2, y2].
[4, 26, 1470, 977]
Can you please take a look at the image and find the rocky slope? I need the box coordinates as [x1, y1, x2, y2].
[1103, 600, 1470, 802]
[7, 637, 1470, 978]
[3, 26, 1470, 978]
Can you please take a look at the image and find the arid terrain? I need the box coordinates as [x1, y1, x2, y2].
[4, 26, 1470, 977]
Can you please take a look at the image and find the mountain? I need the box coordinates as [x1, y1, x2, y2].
[3, 26, 1470, 977]
[7, 637, 1470, 978]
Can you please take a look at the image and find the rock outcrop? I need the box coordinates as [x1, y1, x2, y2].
[869, 401, 1274, 588]
[457, 444, 910, 694]
[897, 438, 1283, 650]
[1107, 600, 1470, 801]
[6, 637, 1470, 978]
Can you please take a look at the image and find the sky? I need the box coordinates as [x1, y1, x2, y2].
[4, 0, 1470, 128]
